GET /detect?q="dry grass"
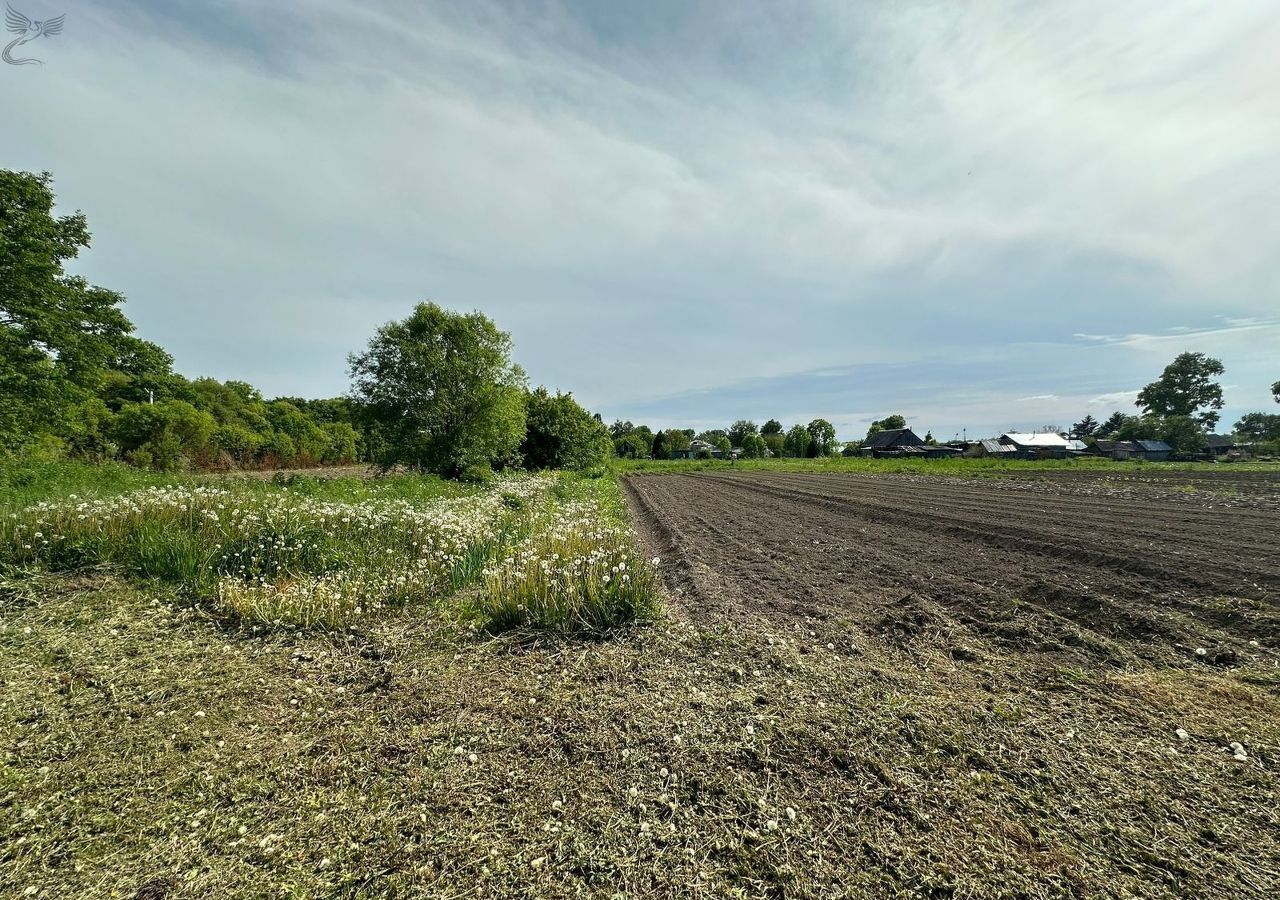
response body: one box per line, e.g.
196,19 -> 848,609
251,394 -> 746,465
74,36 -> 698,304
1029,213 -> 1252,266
3,571 -> 1278,899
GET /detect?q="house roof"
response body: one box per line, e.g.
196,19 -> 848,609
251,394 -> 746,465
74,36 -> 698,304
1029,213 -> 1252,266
980,439 -> 1015,453
862,427 -> 920,449
1135,439 -> 1172,452
1000,432 -> 1071,448
1204,434 -> 1235,448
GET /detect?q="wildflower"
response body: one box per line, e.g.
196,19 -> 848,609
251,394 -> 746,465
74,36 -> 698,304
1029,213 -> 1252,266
786,807 -> 797,821
1194,647 -> 1207,656
1175,727 -> 1189,741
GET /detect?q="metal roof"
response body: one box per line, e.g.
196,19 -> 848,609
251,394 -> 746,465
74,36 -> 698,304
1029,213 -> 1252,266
1134,439 -> 1172,452
980,439 -> 1015,453
1000,432 -> 1070,448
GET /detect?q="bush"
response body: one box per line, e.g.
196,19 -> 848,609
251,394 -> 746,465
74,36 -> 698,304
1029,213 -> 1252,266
521,387 -> 612,470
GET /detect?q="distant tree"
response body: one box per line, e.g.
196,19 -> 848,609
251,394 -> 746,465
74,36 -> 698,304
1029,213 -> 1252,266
728,419 -> 758,448
349,302 -> 527,477
696,429 -> 729,444
1100,411 -> 1127,436
111,400 -> 218,471
1071,415 -> 1099,438
784,424 -> 811,458
1273,380 -> 1280,404
1136,352 -> 1225,430
610,419 -> 635,439
665,429 -> 691,453
761,432 -> 784,457
1233,412 -> 1280,441
806,419 -> 837,456
739,433 -> 767,459
923,431 -> 938,445
761,419 -> 783,435
650,430 -> 669,460
866,414 -> 906,440
522,387 -> 612,470
614,431 -> 649,459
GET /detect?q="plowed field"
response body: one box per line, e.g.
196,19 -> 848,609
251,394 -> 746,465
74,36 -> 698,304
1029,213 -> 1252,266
624,471 -> 1279,665
621,469 -> 1280,898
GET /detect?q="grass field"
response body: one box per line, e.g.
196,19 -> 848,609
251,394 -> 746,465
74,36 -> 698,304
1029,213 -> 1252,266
2,459 -> 1277,898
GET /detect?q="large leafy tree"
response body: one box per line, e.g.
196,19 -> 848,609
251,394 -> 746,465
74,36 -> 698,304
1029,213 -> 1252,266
522,387 -> 612,469
728,419 -> 758,447
1136,352 -> 1225,430
806,418 -> 837,456
1233,412 -> 1280,441
1112,414 -> 1204,454
784,424 -> 811,458
1,170 -> 132,451
761,419 -> 783,436
349,302 -> 527,476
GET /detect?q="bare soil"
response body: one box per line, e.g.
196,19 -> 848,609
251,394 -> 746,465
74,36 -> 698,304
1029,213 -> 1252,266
622,469 -> 1280,897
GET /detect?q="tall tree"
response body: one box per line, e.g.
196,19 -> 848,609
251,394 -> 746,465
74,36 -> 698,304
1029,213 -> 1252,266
761,419 -> 783,435
806,418 -> 837,456
784,424 -> 811,458
349,302 -> 527,476
522,387 -> 612,470
1136,352 -> 1225,430
1071,415 -> 1099,438
728,419 -> 758,447
650,429 -> 669,460
1100,411 -> 1126,435
1,170 -> 132,451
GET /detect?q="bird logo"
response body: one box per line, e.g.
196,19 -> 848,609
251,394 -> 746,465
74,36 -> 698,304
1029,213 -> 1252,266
4,4 -> 64,66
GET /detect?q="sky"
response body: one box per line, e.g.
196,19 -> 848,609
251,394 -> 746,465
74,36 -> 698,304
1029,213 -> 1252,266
4,0 -> 1278,441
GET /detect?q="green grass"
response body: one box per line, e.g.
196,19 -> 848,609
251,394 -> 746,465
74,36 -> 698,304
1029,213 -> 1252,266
613,455 -> 1280,477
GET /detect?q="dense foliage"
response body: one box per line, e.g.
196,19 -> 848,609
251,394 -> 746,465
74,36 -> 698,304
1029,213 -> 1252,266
522,388 -> 613,470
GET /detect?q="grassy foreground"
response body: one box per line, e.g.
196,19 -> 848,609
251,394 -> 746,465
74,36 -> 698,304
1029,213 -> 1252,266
2,460 -> 1277,898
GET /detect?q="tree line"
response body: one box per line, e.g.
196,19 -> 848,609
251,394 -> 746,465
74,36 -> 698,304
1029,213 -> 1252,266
1067,352 -> 1280,454
2,170 -> 612,477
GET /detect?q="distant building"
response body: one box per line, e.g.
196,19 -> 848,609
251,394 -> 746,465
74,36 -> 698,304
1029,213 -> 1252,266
998,432 -> 1075,459
671,439 -> 724,460
860,428 -> 960,458
1090,439 -> 1171,461
1204,434 -> 1236,458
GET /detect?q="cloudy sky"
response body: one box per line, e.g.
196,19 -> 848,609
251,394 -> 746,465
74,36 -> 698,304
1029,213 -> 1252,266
6,0 -> 1278,439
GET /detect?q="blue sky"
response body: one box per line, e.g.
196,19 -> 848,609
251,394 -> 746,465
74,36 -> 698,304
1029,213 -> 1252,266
4,0 -> 1278,440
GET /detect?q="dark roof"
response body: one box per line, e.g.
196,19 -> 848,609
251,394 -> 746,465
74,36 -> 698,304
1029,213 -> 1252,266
1135,439 -> 1172,452
863,427 -> 923,449
1204,434 -> 1235,448
1094,440 -> 1140,452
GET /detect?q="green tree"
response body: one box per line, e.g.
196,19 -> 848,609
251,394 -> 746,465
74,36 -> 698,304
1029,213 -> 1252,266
728,420 -> 758,447
1100,411 -> 1126,436
1136,352 -> 1225,430
349,303 -> 527,477
739,433 -> 767,459
762,432 -> 785,457
1071,415 -> 1099,438
711,435 -> 732,455
807,419 -> 837,456
521,387 -> 612,470
1273,380 -> 1280,404
761,419 -> 783,435
111,400 -> 217,471
1,170 -> 133,453
614,431 -> 650,459
1233,412 -> 1280,441
665,429 -> 691,453
784,424 -> 811,458
650,430 -> 669,460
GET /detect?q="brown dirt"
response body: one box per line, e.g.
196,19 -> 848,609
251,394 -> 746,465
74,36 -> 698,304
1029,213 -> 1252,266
624,470 -> 1279,662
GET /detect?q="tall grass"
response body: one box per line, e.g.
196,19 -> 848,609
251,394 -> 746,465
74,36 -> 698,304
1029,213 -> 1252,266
1,476 -> 552,628
477,475 -> 659,633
